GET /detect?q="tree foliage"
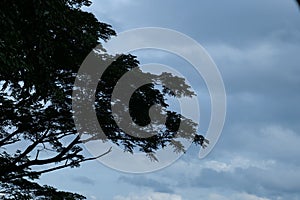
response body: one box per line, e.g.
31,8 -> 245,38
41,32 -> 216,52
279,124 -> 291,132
0,0 -> 207,198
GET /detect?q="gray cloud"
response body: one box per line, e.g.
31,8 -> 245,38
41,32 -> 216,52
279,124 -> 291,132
88,0 -> 300,45
119,176 -> 174,193
113,123 -> 300,199
191,165 -> 300,199
42,1 -> 300,200
71,175 -> 95,185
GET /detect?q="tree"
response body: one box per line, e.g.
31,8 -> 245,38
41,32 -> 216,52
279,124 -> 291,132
0,0 -> 207,198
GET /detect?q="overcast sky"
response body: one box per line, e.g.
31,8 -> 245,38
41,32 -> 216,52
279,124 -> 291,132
39,1 -> 300,199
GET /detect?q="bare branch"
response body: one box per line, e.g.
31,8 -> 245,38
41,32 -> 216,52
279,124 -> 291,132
43,131 -> 76,143
9,147 -> 112,180
81,146 -> 112,161
0,128 -> 20,147
38,147 -> 112,174
16,135 -> 81,170
12,127 -> 51,165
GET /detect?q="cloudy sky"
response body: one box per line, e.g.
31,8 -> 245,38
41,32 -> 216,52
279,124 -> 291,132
38,0 -> 300,199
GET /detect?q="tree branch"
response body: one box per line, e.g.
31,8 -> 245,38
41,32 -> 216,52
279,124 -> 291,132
17,135 -> 81,169
9,147 -> 112,180
0,128 -> 20,147
12,127 -> 51,165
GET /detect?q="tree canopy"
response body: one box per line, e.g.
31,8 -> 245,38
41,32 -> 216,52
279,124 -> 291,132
0,0 -> 207,199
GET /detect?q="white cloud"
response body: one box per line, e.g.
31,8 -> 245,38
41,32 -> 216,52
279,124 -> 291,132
113,192 -> 182,200
90,195 -> 97,200
207,43 -> 278,67
161,154 -> 275,176
203,156 -> 275,173
113,191 -> 270,200
232,193 -> 270,200
207,192 -> 270,200
234,125 -> 300,160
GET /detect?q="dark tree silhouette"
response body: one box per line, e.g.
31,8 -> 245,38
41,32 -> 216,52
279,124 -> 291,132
0,0 -> 207,199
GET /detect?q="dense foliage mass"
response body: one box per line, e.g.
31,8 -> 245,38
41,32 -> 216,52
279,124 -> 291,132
0,0 -> 207,199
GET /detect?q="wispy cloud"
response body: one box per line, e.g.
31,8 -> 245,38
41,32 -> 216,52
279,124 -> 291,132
114,192 -> 182,200
72,176 -> 95,185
